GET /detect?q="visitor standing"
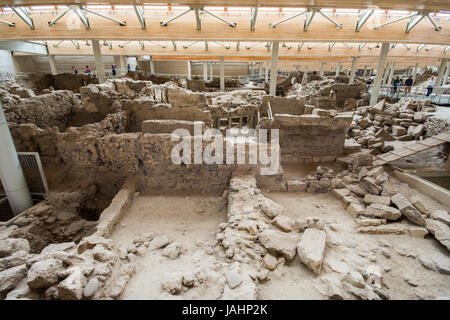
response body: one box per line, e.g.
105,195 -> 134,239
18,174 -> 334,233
405,76 -> 413,95
426,76 -> 435,96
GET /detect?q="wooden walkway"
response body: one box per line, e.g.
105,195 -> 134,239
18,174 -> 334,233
373,131 -> 450,166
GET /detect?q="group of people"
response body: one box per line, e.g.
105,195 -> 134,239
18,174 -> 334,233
71,63 -> 140,77
366,75 -> 436,97
71,66 -> 91,75
391,76 -> 414,95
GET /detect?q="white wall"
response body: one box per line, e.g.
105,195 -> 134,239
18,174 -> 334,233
0,50 -> 16,73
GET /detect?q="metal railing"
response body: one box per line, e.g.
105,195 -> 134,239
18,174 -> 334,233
369,84 -> 450,104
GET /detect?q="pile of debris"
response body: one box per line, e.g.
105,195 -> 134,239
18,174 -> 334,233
331,165 -> 450,251
0,235 -> 135,300
346,98 -> 447,156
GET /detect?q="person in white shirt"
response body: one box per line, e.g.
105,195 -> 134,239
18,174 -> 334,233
426,76 -> 435,96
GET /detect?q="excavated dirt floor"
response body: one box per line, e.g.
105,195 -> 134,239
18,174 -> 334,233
106,168 -> 450,300
110,192 -> 227,299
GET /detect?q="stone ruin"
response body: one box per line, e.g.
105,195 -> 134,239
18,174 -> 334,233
0,71 -> 449,300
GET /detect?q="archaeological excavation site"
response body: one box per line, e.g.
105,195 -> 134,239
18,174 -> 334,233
0,1 -> 449,304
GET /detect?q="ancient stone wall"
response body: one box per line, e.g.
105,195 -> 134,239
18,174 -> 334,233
262,96 -> 306,116
264,114 -> 352,161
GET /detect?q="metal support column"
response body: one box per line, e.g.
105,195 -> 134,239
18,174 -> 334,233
48,55 -> 57,75
436,58 -> 448,86
412,62 -> 419,85
349,57 -> 358,84
335,62 -> 341,77
319,62 -> 325,76
203,61 -> 208,80
269,41 -> 279,96
370,43 -> 390,105
92,40 -> 105,83
187,60 -> 192,80
387,62 -> 395,86
219,56 -> 225,92
0,101 -> 33,215
209,61 -> 213,81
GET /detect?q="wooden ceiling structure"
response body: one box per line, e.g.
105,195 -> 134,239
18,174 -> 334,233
0,1 -> 449,68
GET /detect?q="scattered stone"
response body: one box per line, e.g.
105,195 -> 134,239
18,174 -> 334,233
356,217 -> 387,227
41,242 -> 76,254
391,193 -> 426,227
27,258 -> 64,289
410,196 -> 431,217
357,224 -> 407,235
346,203 -> 365,218
286,180 -> 306,192
162,242 -> 182,260
0,264 -> 27,296
360,177 -> 382,195
58,267 -> 84,300
258,229 -> 299,261
332,188 -> 350,200
149,235 -> 170,251
425,219 -> 450,251
409,226 -> 428,238
161,275 -> 183,295
0,238 -> 30,258
430,210 -> 450,226
263,254 -> 278,271
258,197 -> 284,218
92,245 -> 116,262
272,215 -> 293,232
364,195 -> 390,206
225,269 -> 243,289
83,278 -> 99,298
363,203 -> 401,220
296,228 -> 326,275
347,271 -> 365,288
0,250 -> 28,272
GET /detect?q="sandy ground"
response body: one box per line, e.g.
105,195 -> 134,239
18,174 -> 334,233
110,192 -> 228,299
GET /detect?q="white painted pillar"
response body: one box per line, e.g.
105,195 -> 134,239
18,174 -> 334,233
382,62 -> 390,85
443,63 -> 449,86
209,61 -> 213,81
295,65 -> 299,72
335,62 -> 341,77
187,61 -> 192,80
150,60 -> 155,75
436,58 -> 448,87
48,55 -> 57,75
259,63 -> 263,79
92,40 -> 105,83
387,62 -> 395,86
319,62 -> 325,76
349,57 -> 358,84
363,65 -> 367,77
265,61 -> 269,83
370,43 -> 390,106
412,62 -> 419,85
269,41 -> 279,96
119,56 -> 126,75
0,101 -> 33,215
220,56 -> 225,92
202,61 -> 208,80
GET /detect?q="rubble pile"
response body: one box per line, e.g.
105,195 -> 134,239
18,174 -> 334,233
287,78 -> 368,110
345,98 -> 447,156
0,235 -> 135,300
330,165 -> 450,251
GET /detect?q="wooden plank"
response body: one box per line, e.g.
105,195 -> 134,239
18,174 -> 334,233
418,137 -> 446,147
0,11 -> 449,44
435,132 -> 450,142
